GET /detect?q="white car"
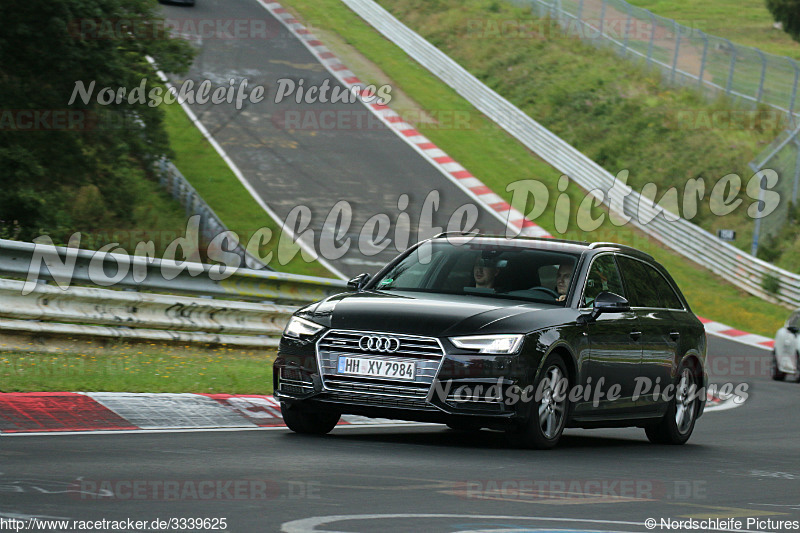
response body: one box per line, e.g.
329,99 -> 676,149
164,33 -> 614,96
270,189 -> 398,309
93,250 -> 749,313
772,309 -> 800,382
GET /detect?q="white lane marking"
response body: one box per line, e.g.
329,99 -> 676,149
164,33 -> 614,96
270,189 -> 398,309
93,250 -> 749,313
704,399 -> 744,412
144,56 -> 348,281
279,513 -> 772,533
255,0 -> 547,239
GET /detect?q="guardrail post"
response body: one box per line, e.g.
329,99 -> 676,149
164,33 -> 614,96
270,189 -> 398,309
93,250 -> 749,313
670,19 -> 681,83
622,3 -> 632,56
788,58 -> 799,117
725,39 -> 737,96
756,49 -> 767,104
599,0 -> 607,39
749,164 -> 769,257
576,0 -> 585,37
698,31 -> 708,87
793,135 -> 800,204
646,12 -> 656,65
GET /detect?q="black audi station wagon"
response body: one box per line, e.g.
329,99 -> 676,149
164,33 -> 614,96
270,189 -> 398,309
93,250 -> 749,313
274,235 -> 707,449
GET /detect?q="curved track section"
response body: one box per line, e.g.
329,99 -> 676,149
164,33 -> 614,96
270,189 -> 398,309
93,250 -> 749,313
161,0 -> 513,277
3,1 -> 793,531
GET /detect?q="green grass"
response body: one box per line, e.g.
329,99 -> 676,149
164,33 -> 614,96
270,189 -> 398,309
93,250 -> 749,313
162,102 -> 333,278
279,0 -> 790,337
626,0 -> 800,60
0,347 -> 275,394
36,163 -> 194,257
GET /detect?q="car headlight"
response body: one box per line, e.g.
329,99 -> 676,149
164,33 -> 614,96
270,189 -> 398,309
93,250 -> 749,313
283,316 -> 325,338
450,334 -> 523,354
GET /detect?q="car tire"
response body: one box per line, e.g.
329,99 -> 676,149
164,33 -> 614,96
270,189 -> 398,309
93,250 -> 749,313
771,352 -> 786,381
280,402 -> 340,435
645,361 -> 701,445
792,352 -> 800,384
506,354 -> 570,450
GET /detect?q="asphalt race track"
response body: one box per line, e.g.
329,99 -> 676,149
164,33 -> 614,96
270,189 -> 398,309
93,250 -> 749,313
3,1 -> 796,532
160,0 -> 511,277
2,335 -> 798,532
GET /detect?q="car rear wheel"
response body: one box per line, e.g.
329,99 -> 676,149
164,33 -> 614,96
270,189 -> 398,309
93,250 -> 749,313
645,362 -> 700,445
280,402 -> 340,435
771,352 -> 786,381
792,352 -> 800,383
507,354 -> 569,450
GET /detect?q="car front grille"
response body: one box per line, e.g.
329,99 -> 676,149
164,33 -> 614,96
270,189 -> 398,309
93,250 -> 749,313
277,367 -> 314,396
316,330 -> 444,408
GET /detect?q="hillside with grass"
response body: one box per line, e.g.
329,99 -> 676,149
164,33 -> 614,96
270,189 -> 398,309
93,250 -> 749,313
627,0 -> 800,59
377,0 -> 800,272
278,0 -> 792,336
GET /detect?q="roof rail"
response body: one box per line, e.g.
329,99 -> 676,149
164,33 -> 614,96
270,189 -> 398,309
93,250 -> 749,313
588,242 -> 654,259
432,233 -> 589,246
431,231 -> 481,239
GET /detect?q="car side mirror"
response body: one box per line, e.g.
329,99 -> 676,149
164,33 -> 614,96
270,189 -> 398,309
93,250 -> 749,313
347,273 -> 371,291
578,291 -> 631,324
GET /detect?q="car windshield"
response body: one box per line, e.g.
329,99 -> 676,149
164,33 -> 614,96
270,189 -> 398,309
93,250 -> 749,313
372,240 -> 580,305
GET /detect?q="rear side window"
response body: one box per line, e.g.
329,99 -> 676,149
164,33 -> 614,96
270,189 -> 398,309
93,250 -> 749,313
581,254 -> 625,307
617,256 -> 683,310
788,311 -> 800,330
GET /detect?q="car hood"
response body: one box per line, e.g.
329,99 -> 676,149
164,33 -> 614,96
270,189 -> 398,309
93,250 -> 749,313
297,290 -> 573,337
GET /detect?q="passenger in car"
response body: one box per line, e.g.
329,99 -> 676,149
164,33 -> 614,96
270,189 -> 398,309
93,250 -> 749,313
556,262 -> 573,302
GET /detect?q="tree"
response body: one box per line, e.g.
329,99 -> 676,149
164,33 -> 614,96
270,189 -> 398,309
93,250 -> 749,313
765,0 -> 800,42
0,0 -> 194,241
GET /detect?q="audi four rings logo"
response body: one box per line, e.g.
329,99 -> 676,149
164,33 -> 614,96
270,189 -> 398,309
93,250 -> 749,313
359,335 -> 401,353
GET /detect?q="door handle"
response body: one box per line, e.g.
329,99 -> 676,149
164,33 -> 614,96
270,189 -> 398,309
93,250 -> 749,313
669,331 -> 681,341
629,331 -> 642,340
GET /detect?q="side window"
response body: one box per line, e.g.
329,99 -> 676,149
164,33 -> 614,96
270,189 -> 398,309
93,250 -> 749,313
617,256 -> 683,309
582,255 -> 625,307
788,311 -> 800,330
653,270 -> 684,310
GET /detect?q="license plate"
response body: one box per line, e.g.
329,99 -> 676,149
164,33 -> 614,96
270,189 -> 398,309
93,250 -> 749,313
337,356 -> 416,380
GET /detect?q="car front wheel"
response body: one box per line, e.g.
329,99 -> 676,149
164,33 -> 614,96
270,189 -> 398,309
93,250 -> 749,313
507,354 -> 570,450
280,402 -> 340,435
645,362 -> 700,445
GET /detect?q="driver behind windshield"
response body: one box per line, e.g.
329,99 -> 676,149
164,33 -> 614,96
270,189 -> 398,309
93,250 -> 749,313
556,262 -> 573,302
473,256 -> 500,289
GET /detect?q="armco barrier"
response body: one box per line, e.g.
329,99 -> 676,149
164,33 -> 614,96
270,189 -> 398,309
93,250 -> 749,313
156,159 -> 270,271
0,278 -> 295,348
341,0 -> 800,308
0,238 -> 347,304
0,238 -> 348,348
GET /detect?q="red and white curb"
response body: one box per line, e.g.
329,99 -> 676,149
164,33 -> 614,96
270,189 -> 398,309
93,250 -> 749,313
258,1 -> 549,239
698,317 -> 774,351
0,393 -> 420,435
0,390 -> 734,435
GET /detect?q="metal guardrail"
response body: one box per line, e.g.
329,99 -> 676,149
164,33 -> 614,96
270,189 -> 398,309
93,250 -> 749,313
0,238 -> 348,348
526,0 -> 800,254
342,0 -> 800,309
156,159 -> 271,271
0,238 -> 346,304
0,278 -> 294,348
